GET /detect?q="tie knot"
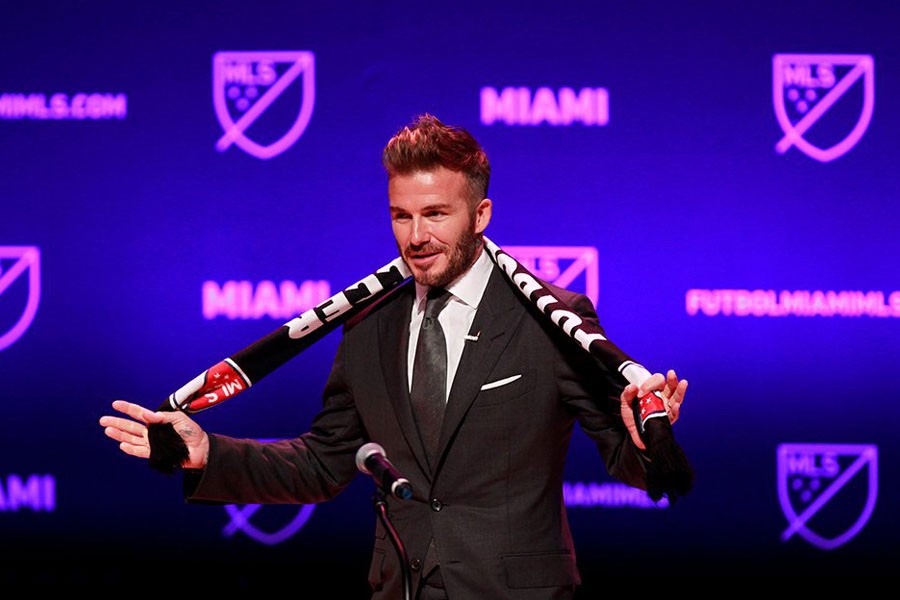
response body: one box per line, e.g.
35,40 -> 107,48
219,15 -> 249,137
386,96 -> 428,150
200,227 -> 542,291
424,287 -> 452,319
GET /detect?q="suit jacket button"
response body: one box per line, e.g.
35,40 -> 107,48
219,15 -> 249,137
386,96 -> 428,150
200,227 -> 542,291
410,558 -> 422,571
430,498 -> 442,512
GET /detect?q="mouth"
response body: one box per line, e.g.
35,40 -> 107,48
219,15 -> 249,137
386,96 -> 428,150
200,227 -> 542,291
407,250 -> 443,269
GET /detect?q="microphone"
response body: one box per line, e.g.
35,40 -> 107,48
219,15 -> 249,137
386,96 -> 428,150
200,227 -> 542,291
355,442 -> 413,500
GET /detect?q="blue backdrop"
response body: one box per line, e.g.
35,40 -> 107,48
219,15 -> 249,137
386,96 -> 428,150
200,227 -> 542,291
2,0 -> 897,587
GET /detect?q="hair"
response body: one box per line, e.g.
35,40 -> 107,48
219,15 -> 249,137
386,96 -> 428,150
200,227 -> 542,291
382,113 -> 490,205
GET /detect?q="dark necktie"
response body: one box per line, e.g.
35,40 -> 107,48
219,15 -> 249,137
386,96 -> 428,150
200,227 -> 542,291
410,287 -> 452,468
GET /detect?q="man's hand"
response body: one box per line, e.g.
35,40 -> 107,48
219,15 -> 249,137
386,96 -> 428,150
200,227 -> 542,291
619,369 -> 688,450
99,400 -> 210,469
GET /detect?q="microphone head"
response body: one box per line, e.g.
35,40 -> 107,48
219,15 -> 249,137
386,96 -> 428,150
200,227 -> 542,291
355,442 -> 385,475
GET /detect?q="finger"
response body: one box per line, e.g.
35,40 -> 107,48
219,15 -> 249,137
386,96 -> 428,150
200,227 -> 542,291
103,426 -> 149,448
111,400 -> 162,425
638,373 -> 665,395
618,384 -> 646,450
118,441 -> 151,460
620,383 -> 639,402
670,379 -> 688,404
668,399 -> 679,423
665,369 -> 678,396
668,379 -> 688,422
99,415 -> 148,438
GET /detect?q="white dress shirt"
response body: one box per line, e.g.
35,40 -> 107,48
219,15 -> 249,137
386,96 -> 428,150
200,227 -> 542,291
408,249 -> 493,401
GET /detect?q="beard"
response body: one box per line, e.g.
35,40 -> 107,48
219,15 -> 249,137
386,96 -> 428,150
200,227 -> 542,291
401,222 -> 481,288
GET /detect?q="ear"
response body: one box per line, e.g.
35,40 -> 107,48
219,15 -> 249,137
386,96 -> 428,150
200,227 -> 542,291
473,198 -> 492,234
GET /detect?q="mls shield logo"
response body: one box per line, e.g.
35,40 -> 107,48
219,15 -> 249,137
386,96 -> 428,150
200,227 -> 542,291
223,503 -> 316,545
220,438 -> 316,545
505,246 -> 599,306
777,443 -> 878,550
0,246 -> 41,351
213,51 -> 316,160
773,53 -> 875,162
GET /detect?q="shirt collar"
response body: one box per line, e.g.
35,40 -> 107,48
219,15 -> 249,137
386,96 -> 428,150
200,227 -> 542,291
414,245 -> 493,312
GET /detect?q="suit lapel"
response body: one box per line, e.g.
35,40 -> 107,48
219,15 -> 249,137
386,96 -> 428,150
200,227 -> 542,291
435,265 -> 525,469
377,283 -> 433,477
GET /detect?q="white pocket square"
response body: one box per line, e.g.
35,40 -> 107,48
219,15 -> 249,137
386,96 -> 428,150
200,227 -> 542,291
480,374 -> 522,391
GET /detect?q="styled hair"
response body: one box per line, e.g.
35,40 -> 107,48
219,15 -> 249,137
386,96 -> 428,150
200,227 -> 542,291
382,113 -> 490,204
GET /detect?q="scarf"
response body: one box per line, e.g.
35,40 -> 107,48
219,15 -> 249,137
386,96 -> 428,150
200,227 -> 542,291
148,237 -> 693,501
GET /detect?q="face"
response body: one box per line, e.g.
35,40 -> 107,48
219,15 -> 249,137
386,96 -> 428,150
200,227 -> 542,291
389,166 -> 492,288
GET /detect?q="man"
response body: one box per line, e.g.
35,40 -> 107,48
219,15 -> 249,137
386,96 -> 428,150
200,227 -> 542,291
100,113 -> 687,599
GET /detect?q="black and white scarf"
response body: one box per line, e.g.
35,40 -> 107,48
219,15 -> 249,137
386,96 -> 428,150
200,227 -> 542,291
148,237 -> 693,501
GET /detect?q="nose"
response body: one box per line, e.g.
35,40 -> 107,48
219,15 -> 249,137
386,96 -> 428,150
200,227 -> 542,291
410,216 -> 431,246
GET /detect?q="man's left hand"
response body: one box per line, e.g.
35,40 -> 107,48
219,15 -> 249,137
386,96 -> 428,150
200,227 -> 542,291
620,369 -> 688,450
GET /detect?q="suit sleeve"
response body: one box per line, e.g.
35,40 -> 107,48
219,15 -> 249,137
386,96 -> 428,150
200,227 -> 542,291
184,335 -> 366,505
553,291 -> 651,491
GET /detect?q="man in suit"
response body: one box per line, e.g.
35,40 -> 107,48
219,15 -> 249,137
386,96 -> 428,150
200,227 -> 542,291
100,113 -> 687,599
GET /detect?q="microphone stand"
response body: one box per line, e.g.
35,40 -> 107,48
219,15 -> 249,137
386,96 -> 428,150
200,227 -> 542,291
371,489 -> 412,600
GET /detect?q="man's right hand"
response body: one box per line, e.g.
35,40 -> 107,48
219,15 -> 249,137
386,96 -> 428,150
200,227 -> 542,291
99,400 -> 209,469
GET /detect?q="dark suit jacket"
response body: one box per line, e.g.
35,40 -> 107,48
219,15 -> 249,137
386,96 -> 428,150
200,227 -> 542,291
186,261 -> 650,599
